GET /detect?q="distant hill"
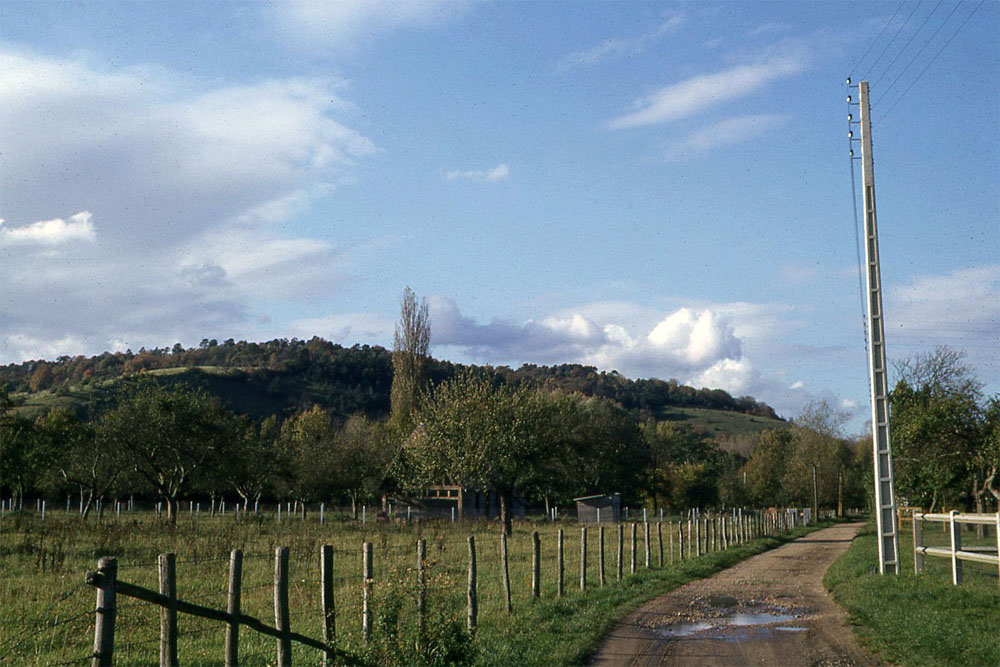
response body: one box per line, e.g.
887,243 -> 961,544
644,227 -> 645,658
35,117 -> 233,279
1,337 -> 784,437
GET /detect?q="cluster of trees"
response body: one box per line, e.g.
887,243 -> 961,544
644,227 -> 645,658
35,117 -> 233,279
889,347 -> 999,514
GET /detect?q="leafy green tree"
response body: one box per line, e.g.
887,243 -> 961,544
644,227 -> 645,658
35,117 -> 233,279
276,405 -> 338,512
890,347 -> 984,511
229,414 -> 281,510
331,415 -> 394,518
98,380 -> 231,524
742,428 -> 794,506
0,387 -> 38,508
407,371 -> 548,535
36,409 -> 120,520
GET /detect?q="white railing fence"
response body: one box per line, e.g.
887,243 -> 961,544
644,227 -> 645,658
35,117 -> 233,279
912,510 -> 1000,586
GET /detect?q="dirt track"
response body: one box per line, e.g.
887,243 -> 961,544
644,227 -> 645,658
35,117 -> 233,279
588,522 -> 876,666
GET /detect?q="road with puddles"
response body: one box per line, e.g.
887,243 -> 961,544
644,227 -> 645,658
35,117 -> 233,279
589,522 -> 876,666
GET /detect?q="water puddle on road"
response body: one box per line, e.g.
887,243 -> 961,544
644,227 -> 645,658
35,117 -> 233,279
655,608 -> 807,642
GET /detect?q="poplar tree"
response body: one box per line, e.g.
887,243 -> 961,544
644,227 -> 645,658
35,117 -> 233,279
390,287 -> 431,427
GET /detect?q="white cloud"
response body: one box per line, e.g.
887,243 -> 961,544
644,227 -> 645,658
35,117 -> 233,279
0,211 -> 95,246
0,48 -> 377,363
607,54 -> 806,129
556,12 -> 685,71
665,114 -> 789,159
275,0 -> 469,50
444,163 -> 510,183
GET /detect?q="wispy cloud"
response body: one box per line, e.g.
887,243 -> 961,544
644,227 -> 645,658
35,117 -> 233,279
556,12 -> 685,71
274,0 -> 470,50
444,163 -> 510,183
607,54 -> 805,129
665,114 -> 789,159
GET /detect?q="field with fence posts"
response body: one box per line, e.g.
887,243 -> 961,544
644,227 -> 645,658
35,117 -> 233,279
1,503 -> 810,665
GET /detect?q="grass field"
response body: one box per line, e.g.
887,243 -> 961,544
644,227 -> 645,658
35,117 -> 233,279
1,507 -> 817,666
825,519 -> 1000,667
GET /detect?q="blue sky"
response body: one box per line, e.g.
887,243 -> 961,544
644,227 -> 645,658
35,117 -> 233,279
1,1 -> 997,433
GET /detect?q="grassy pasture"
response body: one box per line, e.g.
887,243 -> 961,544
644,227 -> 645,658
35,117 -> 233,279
825,520 -> 1000,666
1,508 -> 819,665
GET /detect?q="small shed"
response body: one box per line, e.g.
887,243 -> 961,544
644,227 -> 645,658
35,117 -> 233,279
574,493 -> 621,523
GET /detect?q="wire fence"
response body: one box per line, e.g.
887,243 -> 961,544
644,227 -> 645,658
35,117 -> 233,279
2,508 -> 791,664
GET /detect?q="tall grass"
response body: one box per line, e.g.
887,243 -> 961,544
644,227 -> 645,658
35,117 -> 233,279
824,521 -> 1000,666
1,509 -> 821,665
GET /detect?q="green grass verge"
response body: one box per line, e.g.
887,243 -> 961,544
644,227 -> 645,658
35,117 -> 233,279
824,522 -> 1000,667
475,522 -> 829,667
1,511 -> 828,666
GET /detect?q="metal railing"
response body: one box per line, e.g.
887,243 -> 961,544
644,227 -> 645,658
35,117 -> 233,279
912,510 -> 1000,586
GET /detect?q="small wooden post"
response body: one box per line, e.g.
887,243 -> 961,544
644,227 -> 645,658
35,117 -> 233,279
320,545 -> 335,665
721,516 -> 728,550
669,521 -> 675,564
630,523 -> 637,574
159,553 -> 178,667
657,521 -> 663,567
417,538 -> 427,646
91,557 -> 117,667
226,550 -> 243,667
580,527 -> 587,592
274,546 -> 291,665
362,542 -> 373,643
500,533 -> 512,614
532,531 -> 541,600
467,536 -> 477,632
599,525 -> 606,586
557,528 -> 565,597
678,521 -> 684,560
912,514 -> 923,575
695,517 -> 701,557
616,524 -> 624,580
949,511 -> 963,585
644,522 -> 651,568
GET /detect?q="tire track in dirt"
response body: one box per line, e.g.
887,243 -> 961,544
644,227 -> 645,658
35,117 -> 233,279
588,522 -> 876,666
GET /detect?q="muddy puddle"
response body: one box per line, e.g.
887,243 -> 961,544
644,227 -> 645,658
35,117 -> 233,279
654,596 -> 809,642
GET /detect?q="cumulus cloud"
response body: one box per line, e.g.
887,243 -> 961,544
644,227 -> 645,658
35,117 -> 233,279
0,48 -> 376,362
664,114 -> 789,160
0,211 -> 95,246
556,12 -> 685,71
606,53 -> 806,129
444,163 -> 510,183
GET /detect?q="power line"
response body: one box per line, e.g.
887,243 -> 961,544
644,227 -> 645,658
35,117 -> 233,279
849,1 -> 907,77
871,0 -> 945,92
877,0 -> 987,124
862,0 -> 924,81
874,0 -> 964,106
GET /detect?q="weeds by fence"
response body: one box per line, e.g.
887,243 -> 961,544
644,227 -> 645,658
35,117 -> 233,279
3,507 -> 804,665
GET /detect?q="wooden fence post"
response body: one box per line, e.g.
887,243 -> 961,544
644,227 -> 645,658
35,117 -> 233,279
695,517 -> 701,557
599,526 -> 606,586
532,531 -> 540,600
158,552 -> 178,667
949,510 -> 963,585
656,521 -> 663,567
912,515 -> 923,575
644,522 -> 651,568
320,545 -> 335,665
274,546 -> 292,665
417,538 -> 427,647
362,542 -> 373,643
467,536 -> 477,633
580,527 -> 587,592
630,523 -> 637,574
616,524 -> 624,580
226,549 -> 243,667
501,533 -> 512,614
557,529 -> 565,597
91,557 -> 117,667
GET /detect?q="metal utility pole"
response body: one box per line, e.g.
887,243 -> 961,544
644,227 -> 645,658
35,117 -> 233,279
856,80 -> 900,574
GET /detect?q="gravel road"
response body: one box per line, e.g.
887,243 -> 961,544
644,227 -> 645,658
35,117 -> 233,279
588,522 -> 877,666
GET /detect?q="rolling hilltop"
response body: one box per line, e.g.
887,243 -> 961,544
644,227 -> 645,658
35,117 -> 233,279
1,337 -> 783,437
